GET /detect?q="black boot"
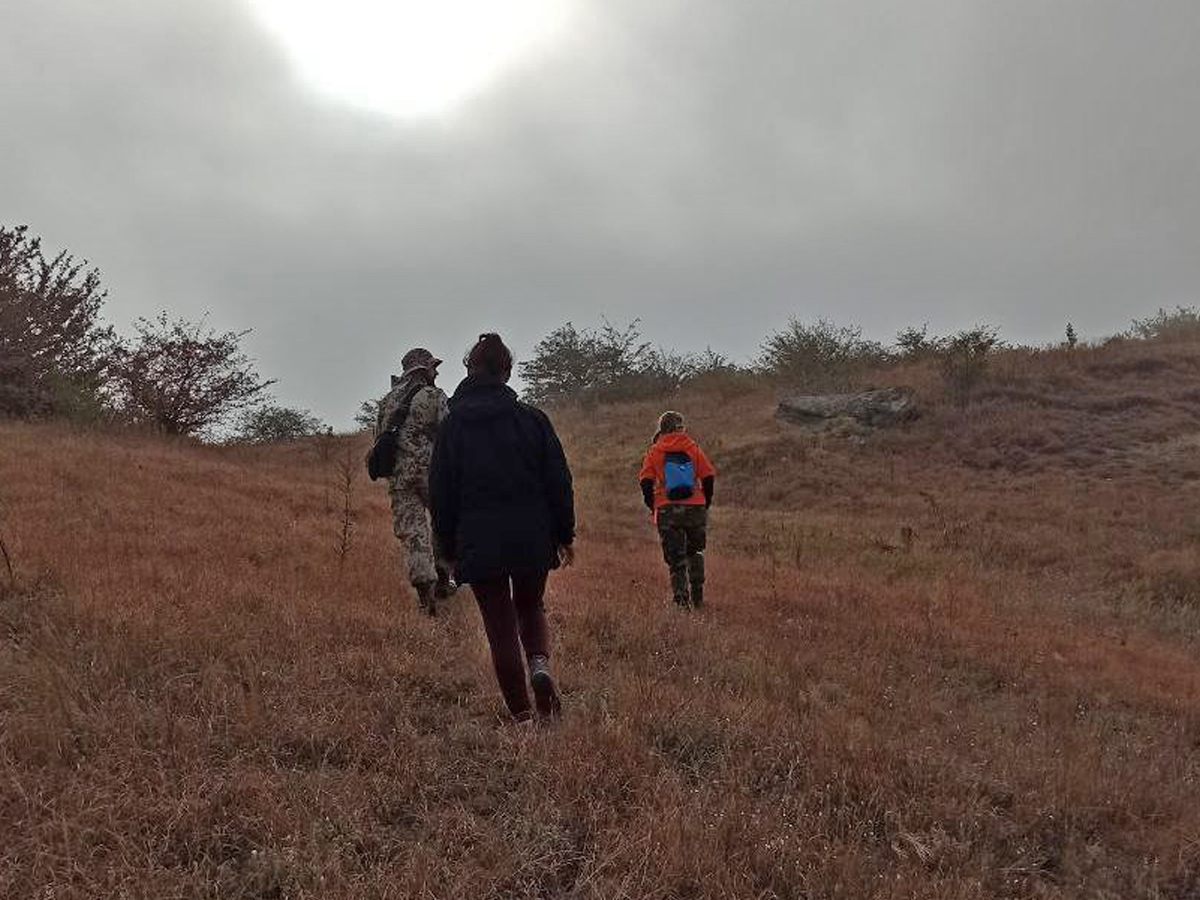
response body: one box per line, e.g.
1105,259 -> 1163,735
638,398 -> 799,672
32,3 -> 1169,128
528,654 -> 562,719
416,582 -> 438,617
690,583 -> 704,609
434,568 -> 457,600
670,571 -> 690,607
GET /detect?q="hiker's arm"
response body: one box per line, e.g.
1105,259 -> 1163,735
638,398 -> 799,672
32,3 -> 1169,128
409,387 -> 442,434
640,479 -> 655,509
540,414 -> 575,547
431,389 -> 449,427
638,450 -> 656,509
694,446 -> 716,507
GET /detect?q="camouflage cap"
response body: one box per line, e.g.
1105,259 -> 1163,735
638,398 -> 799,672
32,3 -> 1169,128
657,410 -> 685,434
401,348 -> 442,375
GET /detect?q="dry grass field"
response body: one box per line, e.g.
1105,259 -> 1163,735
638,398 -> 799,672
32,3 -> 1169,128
2,339 -> 1199,899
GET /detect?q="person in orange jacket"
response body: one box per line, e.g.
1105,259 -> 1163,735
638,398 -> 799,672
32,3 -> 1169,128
638,411 -> 716,608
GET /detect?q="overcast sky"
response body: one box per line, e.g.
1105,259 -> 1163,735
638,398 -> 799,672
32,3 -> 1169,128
2,0 -> 1197,426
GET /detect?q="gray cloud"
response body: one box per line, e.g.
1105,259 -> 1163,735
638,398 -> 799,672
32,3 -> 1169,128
2,0 -> 1197,425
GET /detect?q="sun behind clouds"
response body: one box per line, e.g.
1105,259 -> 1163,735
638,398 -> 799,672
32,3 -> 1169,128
247,0 -> 571,118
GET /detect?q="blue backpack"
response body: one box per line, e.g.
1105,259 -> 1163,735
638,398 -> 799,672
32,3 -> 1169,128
664,452 -> 696,501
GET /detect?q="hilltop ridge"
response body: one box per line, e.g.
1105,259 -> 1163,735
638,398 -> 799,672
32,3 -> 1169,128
1,335 -> 1199,897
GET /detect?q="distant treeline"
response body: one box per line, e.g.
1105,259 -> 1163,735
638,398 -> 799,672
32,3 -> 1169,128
4,224 -> 1198,440
514,306 -> 1200,410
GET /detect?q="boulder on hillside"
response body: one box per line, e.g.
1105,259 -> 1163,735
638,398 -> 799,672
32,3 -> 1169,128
776,387 -> 919,428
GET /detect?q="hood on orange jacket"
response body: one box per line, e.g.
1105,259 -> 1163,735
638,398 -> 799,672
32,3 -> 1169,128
638,432 -> 716,510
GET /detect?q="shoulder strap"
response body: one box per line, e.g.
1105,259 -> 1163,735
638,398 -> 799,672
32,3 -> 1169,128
383,381 -> 428,433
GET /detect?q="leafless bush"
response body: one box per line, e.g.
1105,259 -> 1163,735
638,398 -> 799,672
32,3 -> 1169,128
110,312 -> 274,436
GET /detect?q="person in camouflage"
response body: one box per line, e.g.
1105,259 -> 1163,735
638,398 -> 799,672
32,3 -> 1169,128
638,411 -> 717,609
377,347 -> 454,615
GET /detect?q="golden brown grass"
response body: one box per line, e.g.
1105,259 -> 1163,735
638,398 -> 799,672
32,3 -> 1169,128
2,339 -> 1199,898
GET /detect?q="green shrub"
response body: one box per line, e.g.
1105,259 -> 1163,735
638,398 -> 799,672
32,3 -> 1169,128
1127,306 -> 1200,342
521,321 -> 748,405
758,319 -> 887,388
939,326 -> 1002,408
234,404 -> 325,444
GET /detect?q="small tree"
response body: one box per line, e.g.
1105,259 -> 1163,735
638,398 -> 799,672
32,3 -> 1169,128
758,318 -> 887,387
0,224 -> 116,417
355,398 -> 381,433
1065,322 -> 1078,349
939,326 -> 1001,408
895,324 -> 937,359
111,312 -> 274,436
522,320 -> 748,404
589,320 -> 652,393
520,320 -> 652,404
234,404 -> 323,444
519,323 -> 594,404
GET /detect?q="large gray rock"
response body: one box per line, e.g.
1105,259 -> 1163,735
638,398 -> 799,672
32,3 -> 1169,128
777,387 -> 919,428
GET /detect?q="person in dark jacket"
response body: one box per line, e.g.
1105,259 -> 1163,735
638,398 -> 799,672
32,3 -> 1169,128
429,333 -> 575,721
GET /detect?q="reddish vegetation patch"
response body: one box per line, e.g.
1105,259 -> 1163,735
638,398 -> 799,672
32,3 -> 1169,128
2,340 -> 1199,898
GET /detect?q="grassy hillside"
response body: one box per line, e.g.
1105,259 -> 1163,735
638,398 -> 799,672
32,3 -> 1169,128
2,339 -> 1199,898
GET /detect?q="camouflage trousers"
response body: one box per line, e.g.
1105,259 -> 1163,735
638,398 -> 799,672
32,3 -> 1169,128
656,504 -> 707,606
390,480 -> 440,588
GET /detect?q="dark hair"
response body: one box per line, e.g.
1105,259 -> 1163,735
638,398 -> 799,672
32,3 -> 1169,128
465,333 -> 514,379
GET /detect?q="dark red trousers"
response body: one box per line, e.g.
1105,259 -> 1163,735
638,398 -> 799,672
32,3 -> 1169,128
470,571 -> 550,718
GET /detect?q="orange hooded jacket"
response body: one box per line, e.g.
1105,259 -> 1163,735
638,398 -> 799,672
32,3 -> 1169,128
638,432 -> 716,516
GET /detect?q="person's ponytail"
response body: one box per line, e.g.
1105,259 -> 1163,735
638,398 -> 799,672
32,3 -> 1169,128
465,332 -> 514,380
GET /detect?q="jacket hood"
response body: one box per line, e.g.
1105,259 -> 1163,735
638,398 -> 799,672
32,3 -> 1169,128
654,432 -> 699,453
450,374 -> 520,421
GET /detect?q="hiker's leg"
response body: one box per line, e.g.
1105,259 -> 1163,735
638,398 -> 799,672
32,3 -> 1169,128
511,571 -> 550,659
512,571 -> 559,717
391,484 -> 438,591
685,507 -> 708,607
471,577 -> 533,719
658,511 -> 690,606
415,480 -> 455,595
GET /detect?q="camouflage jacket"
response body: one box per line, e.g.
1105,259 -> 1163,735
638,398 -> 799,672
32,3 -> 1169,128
377,375 -> 449,489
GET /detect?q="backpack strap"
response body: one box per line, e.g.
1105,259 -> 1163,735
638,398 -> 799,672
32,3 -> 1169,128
381,379 -> 429,435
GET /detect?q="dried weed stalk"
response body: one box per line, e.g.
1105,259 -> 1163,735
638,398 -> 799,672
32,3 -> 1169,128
0,497 -> 14,585
334,443 -> 357,571
0,528 -> 14,585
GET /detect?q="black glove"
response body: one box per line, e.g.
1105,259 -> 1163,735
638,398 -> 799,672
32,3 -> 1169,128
640,479 -> 655,510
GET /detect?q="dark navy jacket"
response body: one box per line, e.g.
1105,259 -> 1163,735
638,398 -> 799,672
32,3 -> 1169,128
429,375 -> 575,584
